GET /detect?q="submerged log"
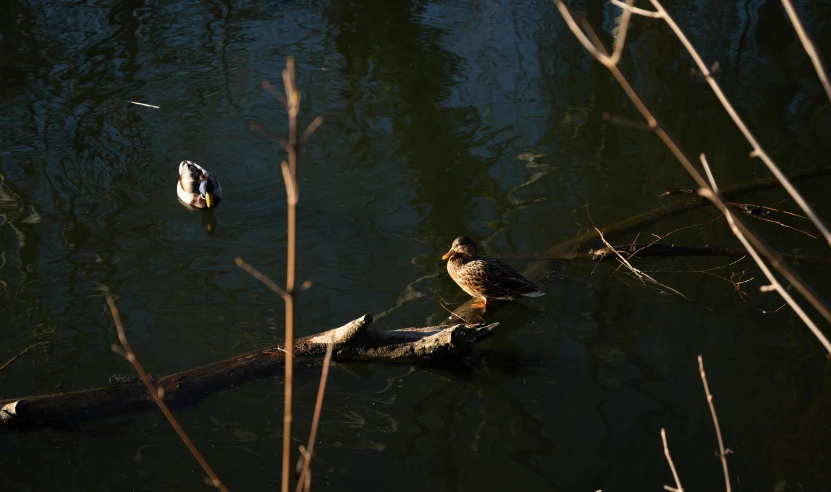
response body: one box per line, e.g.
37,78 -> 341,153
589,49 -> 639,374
497,243 -> 831,266
547,166 -> 831,254
0,315 -> 498,428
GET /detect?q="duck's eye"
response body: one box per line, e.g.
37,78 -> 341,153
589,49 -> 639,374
200,193 -> 206,198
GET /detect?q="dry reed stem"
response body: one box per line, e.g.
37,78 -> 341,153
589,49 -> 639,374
295,342 -> 334,492
781,0 -> 831,104
697,155 -> 831,353
697,356 -> 731,492
106,295 -> 228,492
281,57 -> 300,492
552,0 -> 831,354
639,0 -> 831,246
660,428 -> 684,492
249,57 -> 323,492
0,341 -> 46,373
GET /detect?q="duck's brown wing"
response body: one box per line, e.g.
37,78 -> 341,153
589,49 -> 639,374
461,257 -> 541,299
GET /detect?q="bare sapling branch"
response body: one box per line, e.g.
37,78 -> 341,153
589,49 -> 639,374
697,356 -> 732,492
661,428 -> 684,492
697,155 -> 831,354
235,257 -> 290,301
609,0 -> 634,66
781,0 -> 831,104
106,295 -> 228,492
280,56 -> 299,492
295,342 -> 334,492
249,56 -> 323,492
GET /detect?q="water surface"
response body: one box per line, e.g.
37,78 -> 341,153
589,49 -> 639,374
2,0 -> 831,490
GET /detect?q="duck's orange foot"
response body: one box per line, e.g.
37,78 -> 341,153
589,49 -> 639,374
470,298 -> 488,310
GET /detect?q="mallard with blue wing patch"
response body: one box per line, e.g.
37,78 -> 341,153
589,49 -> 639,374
177,160 -> 222,209
442,236 -> 543,309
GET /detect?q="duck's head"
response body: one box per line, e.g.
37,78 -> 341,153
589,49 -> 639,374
442,236 -> 478,260
199,178 -> 218,209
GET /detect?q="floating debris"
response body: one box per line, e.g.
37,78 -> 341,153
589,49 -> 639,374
129,101 -> 160,109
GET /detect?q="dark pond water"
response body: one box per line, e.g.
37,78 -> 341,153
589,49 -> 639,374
2,0 -> 831,489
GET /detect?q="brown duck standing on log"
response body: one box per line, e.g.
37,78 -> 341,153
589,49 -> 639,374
442,236 -> 544,309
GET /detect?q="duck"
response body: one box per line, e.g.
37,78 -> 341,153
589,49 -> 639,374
442,235 -> 543,309
177,160 -> 222,209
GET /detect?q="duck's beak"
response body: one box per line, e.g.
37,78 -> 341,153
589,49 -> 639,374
441,249 -> 454,260
205,192 -> 213,208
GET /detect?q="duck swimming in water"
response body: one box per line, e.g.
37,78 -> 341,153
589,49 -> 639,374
442,235 -> 543,309
177,160 -> 222,209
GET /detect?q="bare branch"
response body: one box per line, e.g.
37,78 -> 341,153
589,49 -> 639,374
609,0 -> 634,66
235,257 -> 290,301
647,0 -> 831,246
587,203 -> 689,299
0,342 -> 46,373
281,161 -> 298,206
781,0 -> 831,104
552,0 -> 831,352
280,56 -> 299,492
610,0 -> 661,18
552,1 -> 612,65
106,295 -> 228,492
697,156 -> 831,354
250,122 -> 290,151
300,116 -> 325,145
661,428 -> 684,492
697,356 -> 731,492
295,342 -> 334,492
263,79 -> 288,109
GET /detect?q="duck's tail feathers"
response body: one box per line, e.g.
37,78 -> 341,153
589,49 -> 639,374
522,290 -> 545,297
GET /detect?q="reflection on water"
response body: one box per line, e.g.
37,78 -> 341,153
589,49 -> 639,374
2,0 -> 831,489
202,210 -> 218,236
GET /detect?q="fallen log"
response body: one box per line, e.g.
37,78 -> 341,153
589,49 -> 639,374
0,315 -> 498,428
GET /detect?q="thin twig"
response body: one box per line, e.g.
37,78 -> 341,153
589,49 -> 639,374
781,0 -> 831,104
609,0 -> 634,66
257,56 -> 321,492
697,155 -> 831,354
300,116 -> 325,145
295,342 -> 334,492
263,80 -> 288,109
106,295 -> 228,492
587,203 -> 689,299
609,0 -> 662,18
235,257 -> 290,301
553,0 -> 831,353
697,356 -> 731,492
250,121 -> 290,151
660,428 -> 684,492
646,0 -> 831,246
0,342 -> 47,373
